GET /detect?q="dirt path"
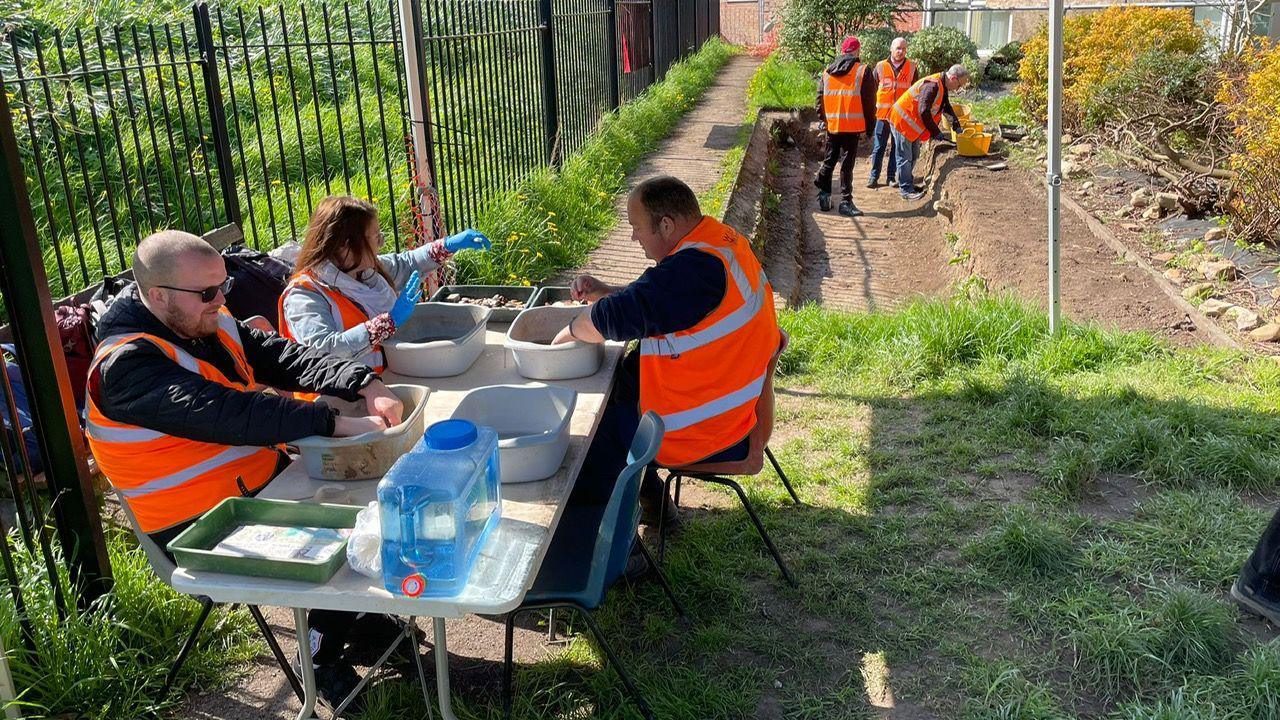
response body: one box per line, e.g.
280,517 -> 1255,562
563,53 -> 762,286
763,121 -> 958,312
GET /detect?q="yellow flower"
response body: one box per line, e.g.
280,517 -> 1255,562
547,211 -> 556,217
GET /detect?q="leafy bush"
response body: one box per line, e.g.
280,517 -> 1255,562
986,41 -> 1023,82
1219,40 -> 1280,243
907,25 -> 977,75
857,28 -> 907,65
1017,8 -> 1205,127
778,0 -> 918,68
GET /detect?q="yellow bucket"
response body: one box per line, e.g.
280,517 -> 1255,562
952,130 -> 993,157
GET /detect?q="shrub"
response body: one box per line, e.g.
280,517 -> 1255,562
857,28 -> 906,65
907,25 -> 977,75
1017,7 -> 1204,127
1219,39 -> 1280,244
778,0 -> 919,67
986,41 -> 1023,82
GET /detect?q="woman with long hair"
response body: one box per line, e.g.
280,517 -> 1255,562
278,195 -> 490,370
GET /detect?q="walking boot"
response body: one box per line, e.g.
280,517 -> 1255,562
838,200 -> 863,218
817,191 -> 832,212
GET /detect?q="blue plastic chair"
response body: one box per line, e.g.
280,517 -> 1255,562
502,412 -> 681,720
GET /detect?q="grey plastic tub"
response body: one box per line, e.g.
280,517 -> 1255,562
294,384 -> 430,481
505,305 -> 604,381
451,383 -> 577,484
429,284 -> 537,323
528,286 -> 588,309
383,302 -> 489,377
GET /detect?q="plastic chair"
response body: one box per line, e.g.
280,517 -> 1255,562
117,495 -> 305,703
657,329 -> 799,587
502,412 -> 680,720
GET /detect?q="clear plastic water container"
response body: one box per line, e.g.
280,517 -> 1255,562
377,419 -> 501,598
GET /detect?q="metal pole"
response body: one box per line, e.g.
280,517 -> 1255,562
399,0 -> 441,239
1047,0 -> 1064,334
0,85 -> 111,604
757,0 -> 764,42
537,0 -> 561,167
606,0 -> 620,109
194,2 -> 242,228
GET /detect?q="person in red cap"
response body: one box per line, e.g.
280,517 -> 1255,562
814,36 -> 877,218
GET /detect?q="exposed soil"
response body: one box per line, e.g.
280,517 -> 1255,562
750,115 -> 1223,344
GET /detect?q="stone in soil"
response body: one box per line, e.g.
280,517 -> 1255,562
1141,206 -> 1163,220
1130,188 -> 1153,208
1081,181 -> 1095,191
1198,259 -> 1238,281
1156,192 -> 1179,210
1200,298 -> 1234,317
1163,268 -> 1185,283
1182,282 -> 1214,299
1204,227 -> 1227,242
1249,323 -> 1280,343
1152,252 -> 1177,264
1228,306 -> 1263,331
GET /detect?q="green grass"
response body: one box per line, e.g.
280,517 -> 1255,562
455,37 -> 739,285
0,528 -> 259,718
966,93 -> 1031,127
336,295 -> 1280,719
746,54 -> 814,113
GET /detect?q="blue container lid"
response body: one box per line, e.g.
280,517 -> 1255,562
425,419 -> 478,451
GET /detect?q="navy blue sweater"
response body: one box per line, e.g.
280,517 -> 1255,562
590,248 -> 727,341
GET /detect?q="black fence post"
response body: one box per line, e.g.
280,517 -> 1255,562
193,2 -> 241,229
0,87 -> 111,606
537,0 -> 561,167
606,0 -> 620,109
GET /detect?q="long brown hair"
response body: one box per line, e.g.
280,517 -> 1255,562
296,195 -> 390,283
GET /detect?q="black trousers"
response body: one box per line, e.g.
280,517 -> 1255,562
815,132 -> 861,202
1242,507 -> 1280,598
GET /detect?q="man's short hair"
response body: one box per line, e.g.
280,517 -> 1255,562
891,36 -> 907,48
633,176 -> 701,228
947,64 -> 970,79
132,230 -> 220,291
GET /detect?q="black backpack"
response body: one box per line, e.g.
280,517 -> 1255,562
221,245 -> 293,331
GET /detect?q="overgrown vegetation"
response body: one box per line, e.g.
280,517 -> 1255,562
456,38 -> 738,285
777,0 -> 920,67
908,25 -> 979,78
0,529 -> 259,717
1018,8 -> 1280,245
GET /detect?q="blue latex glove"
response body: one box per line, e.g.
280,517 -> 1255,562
389,271 -> 422,326
443,228 -> 492,253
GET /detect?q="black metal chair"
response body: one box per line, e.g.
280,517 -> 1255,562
657,330 -> 800,588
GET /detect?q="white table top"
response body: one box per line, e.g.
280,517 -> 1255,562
170,326 -> 624,617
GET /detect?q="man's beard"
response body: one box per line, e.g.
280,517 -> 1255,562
163,306 -> 217,339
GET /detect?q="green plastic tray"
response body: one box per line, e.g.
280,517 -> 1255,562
167,497 -> 361,583
429,284 -> 537,322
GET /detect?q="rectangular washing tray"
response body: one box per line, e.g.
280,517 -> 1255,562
450,383 -> 577,484
383,302 -> 489,377
428,285 -> 537,323
294,384 -> 430,480
505,305 -> 604,381
528,286 -> 589,309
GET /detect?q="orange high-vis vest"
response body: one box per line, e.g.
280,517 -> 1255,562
821,63 -> 867,134
889,73 -> 946,142
639,217 -> 780,467
85,307 -> 281,534
875,59 -> 916,121
278,270 -> 386,374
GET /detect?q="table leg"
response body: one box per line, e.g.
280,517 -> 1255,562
432,617 -> 460,720
293,608 -> 319,720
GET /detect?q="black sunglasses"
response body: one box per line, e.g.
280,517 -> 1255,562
157,276 -> 234,303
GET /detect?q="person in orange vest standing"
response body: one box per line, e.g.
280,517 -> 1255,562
888,64 -> 969,201
814,36 -> 877,218
867,37 -> 917,189
87,230 -> 408,708
553,176 -> 780,529
278,195 -> 491,374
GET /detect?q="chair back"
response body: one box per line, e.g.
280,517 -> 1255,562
671,328 -> 788,476
117,492 -> 179,587
583,412 -> 664,600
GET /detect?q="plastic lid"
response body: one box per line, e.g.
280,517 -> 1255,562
425,419 -> 478,451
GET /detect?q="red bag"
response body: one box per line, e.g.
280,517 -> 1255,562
54,303 -> 95,409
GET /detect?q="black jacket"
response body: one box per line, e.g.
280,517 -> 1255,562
915,77 -> 960,141
92,287 -> 376,446
816,54 -> 878,137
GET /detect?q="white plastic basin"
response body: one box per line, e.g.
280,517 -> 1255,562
450,383 -> 577,484
293,384 -> 430,481
383,302 -> 489,378
505,305 -> 604,381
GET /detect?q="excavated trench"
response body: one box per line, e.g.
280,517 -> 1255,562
723,109 -> 1215,343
